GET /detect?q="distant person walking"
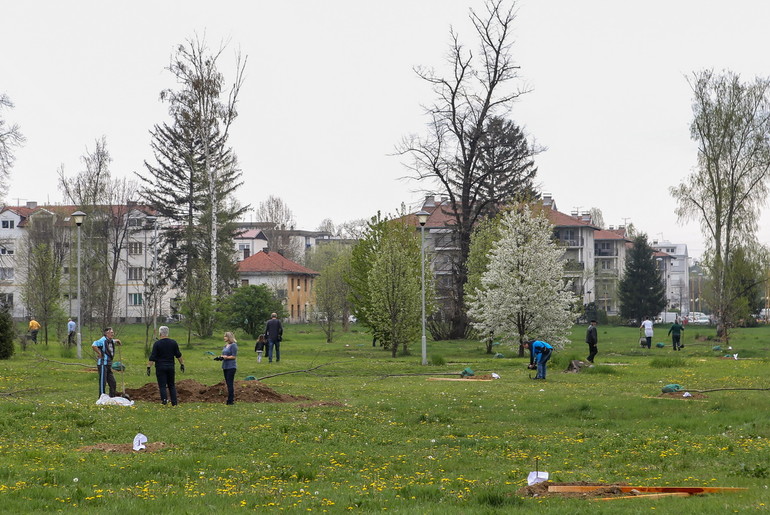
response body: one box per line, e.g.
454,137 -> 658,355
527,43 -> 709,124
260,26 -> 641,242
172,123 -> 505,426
219,332 -> 238,405
668,319 -> 685,351
640,317 -> 653,349
585,319 -> 598,363
255,334 -> 266,363
28,317 -> 41,344
524,340 -> 554,380
67,318 -> 77,346
264,313 -> 283,363
92,327 -> 121,397
147,326 -> 185,405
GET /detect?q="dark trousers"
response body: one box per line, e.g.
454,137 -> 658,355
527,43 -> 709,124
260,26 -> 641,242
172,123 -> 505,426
68,331 -> 75,346
155,365 -> 178,405
223,368 -> 236,404
30,330 -> 39,344
267,340 -> 280,362
98,363 -> 117,397
587,344 -> 598,363
672,334 -> 681,351
645,336 -> 652,348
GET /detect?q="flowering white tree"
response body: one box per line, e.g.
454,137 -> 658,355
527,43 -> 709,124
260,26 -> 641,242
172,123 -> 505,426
467,206 -> 577,355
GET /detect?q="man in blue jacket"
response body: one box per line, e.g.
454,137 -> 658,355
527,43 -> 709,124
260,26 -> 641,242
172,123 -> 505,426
524,339 -> 554,380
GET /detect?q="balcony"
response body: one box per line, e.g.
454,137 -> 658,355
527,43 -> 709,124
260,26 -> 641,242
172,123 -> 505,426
563,260 -> 585,272
595,249 -> 618,257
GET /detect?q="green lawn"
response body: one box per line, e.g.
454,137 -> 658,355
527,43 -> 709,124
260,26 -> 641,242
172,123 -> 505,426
1,321 -> 769,513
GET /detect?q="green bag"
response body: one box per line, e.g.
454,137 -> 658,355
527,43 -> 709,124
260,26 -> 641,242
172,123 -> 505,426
661,384 -> 683,393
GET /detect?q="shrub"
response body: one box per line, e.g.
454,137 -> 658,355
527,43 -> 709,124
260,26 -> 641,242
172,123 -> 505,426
0,305 -> 15,360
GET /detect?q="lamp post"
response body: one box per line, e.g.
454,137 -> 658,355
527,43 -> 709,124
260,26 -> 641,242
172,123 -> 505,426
146,216 -> 158,338
72,211 -> 86,359
416,210 -> 430,366
297,284 -> 301,322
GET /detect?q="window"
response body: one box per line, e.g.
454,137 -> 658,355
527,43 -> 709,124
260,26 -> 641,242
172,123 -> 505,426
0,293 -> 12,308
0,246 -> 13,255
0,267 -> 13,280
127,218 -> 142,227
128,293 -> 143,306
128,242 -> 143,255
1,220 -> 14,229
241,279 -> 249,287
238,244 -> 250,260
128,267 -> 143,281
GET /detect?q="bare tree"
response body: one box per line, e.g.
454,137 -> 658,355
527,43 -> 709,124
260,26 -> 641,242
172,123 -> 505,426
397,0 -> 538,338
255,195 -> 302,260
58,138 -> 140,326
0,94 -> 26,201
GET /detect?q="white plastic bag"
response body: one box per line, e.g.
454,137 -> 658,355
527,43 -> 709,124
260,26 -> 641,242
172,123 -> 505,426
95,393 -> 134,406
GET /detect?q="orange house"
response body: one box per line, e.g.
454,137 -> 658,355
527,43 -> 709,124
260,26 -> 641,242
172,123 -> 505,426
237,250 -> 319,323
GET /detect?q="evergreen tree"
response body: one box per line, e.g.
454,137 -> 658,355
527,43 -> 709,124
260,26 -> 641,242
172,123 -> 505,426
138,36 -> 247,308
0,303 -> 15,359
618,235 -> 667,323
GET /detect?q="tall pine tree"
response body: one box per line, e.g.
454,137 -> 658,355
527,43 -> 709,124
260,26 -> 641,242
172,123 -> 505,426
138,36 -> 248,317
618,235 -> 667,323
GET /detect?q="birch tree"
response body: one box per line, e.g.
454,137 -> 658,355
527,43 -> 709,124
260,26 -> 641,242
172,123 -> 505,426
671,70 -> 770,339
467,206 -> 576,355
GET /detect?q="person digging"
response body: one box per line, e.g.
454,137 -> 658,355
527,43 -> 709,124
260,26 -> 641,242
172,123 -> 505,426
524,339 -> 553,380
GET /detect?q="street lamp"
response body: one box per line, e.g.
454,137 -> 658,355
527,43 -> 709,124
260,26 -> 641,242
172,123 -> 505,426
146,216 -> 158,338
297,284 -> 301,322
72,210 -> 86,359
416,210 -> 430,366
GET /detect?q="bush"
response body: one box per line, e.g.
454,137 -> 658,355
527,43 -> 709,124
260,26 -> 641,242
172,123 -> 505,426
0,305 -> 15,360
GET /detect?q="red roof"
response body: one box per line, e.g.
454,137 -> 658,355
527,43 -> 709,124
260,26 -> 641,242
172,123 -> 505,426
593,229 -> 631,241
238,250 -> 318,276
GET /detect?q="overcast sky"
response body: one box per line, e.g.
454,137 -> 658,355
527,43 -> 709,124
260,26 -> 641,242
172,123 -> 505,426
4,0 -> 770,260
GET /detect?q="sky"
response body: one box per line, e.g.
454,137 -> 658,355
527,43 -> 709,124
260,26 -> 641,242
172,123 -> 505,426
4,0 -> 770,261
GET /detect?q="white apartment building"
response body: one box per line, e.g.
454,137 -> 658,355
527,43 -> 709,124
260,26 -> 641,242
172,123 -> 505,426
0,203 -> 169,322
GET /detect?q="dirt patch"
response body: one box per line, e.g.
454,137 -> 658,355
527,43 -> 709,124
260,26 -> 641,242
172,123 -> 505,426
78,442 -> 169,453
518,481 -> 629,498
658,391 -> 708,399
124,378 -> 311,404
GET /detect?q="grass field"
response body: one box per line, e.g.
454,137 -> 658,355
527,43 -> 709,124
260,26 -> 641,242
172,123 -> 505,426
1,321 -> 769,513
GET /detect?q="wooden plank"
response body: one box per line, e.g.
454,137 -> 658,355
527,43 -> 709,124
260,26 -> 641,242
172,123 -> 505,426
548,485 -> 747,494
594,492 -> 691,501
426,378 -> 493,381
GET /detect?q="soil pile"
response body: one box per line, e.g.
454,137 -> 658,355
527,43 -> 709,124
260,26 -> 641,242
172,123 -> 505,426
125,379 -> 310,403
518,481 -> 628,498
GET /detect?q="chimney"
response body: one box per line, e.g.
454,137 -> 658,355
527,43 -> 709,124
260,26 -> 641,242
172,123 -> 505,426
26,201 -> 37,209
423,195 -> 436,208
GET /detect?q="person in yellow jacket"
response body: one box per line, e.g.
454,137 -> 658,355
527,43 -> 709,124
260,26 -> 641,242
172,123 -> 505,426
28,317 -> 41,344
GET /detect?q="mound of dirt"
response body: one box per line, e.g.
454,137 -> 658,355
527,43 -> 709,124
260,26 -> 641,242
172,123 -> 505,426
78,442 -> 169,453
518,481 -> 629,498
124,378 -> 311,404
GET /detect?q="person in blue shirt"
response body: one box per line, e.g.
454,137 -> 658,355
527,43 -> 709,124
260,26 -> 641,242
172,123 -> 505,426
524,339 -> 554,380
67,318 -> 77,346
92,327 -> 122,397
